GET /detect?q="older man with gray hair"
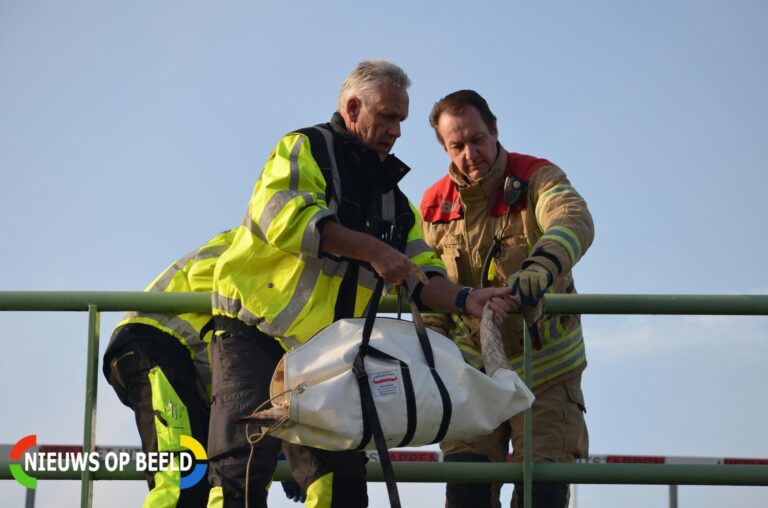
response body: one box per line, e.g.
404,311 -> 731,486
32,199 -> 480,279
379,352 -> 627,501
207,61 -> 513,507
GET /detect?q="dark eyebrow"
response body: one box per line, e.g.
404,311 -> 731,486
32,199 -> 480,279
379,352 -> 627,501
382,112 -> 406,122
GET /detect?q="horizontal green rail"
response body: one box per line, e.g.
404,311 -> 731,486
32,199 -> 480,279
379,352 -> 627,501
1,290 -> 766,508
2,460 -> 766,486
2,292 -> 768,315
0,292 -> 212,313
375,462 -> 768,485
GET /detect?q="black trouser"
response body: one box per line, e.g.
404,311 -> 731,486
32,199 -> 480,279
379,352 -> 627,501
207,317 -> 368,508
106,330 -> 211,507
444,453 -> 569,508
511,482 -> 569,508
282,443 -> 368,507
444,453 -> 496,508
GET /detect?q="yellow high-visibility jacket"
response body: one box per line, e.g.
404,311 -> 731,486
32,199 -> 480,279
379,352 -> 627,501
213,115 -> 446,350
106,229 -> 235,391
420,145 -> 594,392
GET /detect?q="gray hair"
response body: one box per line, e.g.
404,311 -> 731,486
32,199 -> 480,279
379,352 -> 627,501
337,60 -> 411,112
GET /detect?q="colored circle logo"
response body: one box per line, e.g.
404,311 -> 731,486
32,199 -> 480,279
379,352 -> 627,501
179,434 -> 207,489
10,434 -> 37,489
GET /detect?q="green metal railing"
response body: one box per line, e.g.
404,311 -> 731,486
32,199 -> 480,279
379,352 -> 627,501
2,292 -> 768,508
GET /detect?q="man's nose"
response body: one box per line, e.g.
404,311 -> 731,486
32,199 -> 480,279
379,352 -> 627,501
388,121 -> 401,139
465,144 -> 478,160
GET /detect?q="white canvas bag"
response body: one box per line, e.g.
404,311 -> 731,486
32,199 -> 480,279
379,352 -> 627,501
264,291 -> 534,451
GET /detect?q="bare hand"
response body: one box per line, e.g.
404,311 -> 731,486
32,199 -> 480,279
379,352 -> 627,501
369,244 -> 429,285
466,287 -> 516,324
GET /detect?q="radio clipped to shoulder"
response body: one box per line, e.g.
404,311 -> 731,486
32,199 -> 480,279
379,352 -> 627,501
503,174 -> 527,208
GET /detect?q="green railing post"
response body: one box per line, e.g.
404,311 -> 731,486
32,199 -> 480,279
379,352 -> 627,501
80,304 -> 100,508
523,324 -> 533,508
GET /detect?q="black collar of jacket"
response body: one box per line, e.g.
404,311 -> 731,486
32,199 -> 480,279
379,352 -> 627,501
328,112 -> 411,192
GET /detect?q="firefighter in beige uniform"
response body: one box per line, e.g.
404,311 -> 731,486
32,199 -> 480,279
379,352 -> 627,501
420,90 -> 594,508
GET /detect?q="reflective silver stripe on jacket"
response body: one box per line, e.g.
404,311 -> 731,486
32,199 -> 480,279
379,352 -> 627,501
258,136 -> 315,233
211,294 -> 303,350
289,134 -> 303,190
540,226 -> 582,264
121,312 -> 200,348
241,208 -> 267,242
459,347 -> 483,368
358,267 -> 378,296
212,256 -> 346,341
195,242 -> 229,261
149,239 -> 227,294
508,326 -> 584,373
405,238 -> 434,259
212,293 -> 262,326
381,189 -> 395,221
260,190 -> 318,233
261,256 -> 343,336
302,208 -> 336,257
121,311 -> 211,382
527,342 -> 586,386
315,126 -> 342,213
150,251 -> 196,292
542,315 -> 563,341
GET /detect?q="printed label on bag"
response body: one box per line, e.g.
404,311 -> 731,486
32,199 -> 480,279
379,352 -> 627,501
369,370 -> 401,398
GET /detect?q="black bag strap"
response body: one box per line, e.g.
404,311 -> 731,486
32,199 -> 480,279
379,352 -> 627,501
353,277 -> 401,508
404,288 -> 453,443
353,278 -> 456,508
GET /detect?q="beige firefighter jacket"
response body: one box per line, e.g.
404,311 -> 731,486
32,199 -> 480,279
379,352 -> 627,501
420,144 -> 594,392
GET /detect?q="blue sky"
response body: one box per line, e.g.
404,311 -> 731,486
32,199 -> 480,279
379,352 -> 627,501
1,0 -> 767,506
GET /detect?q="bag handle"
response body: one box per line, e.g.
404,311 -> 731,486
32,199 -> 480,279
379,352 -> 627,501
360,280 -> 454,445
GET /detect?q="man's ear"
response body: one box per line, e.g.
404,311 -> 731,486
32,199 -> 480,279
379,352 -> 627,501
346,97 -> 361,122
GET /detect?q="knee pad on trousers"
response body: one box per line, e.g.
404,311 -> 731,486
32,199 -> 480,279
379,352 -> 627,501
444,453 -> 493,508
512,482 -> 569,508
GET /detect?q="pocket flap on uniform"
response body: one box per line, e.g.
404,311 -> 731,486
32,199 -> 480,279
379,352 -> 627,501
565,380 -> 586,414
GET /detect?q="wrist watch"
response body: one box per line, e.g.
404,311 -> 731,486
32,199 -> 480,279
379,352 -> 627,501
455,287 -> 473,315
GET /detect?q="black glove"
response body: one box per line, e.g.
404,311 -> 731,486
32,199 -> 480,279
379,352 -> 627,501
281,480 -> 306,503
509,264 -> 553,307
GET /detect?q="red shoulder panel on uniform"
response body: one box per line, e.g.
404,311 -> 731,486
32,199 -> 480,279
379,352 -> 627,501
421,174 -> 462,223
489,153 -> 553,217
